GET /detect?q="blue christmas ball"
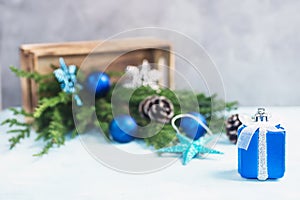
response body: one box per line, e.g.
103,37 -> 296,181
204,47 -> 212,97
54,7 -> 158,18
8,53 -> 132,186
85,71 -> 111,98
109,115 -> 137,143
180,112 -> 207,140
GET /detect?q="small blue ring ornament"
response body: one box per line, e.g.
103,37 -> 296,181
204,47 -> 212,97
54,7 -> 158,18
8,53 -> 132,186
180,112 -> 207,140
85,71 -> 111,98
157,113 -> 221,165
109,115 -> 138,143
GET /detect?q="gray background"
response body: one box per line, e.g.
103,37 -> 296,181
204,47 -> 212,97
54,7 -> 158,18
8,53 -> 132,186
0,0 -> 300,108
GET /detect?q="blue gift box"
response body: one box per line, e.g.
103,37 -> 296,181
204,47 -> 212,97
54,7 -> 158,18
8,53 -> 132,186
238,124 -> 285,179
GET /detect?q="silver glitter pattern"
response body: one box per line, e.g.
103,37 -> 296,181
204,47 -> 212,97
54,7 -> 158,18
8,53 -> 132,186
258,128 -> 268,180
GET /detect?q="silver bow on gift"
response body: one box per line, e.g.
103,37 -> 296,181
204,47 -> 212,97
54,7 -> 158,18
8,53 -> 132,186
237,109 -> 283,180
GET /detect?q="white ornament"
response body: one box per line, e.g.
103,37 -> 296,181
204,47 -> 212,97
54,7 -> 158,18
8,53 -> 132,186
123,59 -> 161,90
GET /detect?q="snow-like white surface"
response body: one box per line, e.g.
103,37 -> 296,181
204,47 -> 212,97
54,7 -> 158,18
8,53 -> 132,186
0,107 -> 299,199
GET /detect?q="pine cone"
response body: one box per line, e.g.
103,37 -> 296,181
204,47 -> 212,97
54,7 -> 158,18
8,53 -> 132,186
139,95 -> 174,123
225,114 -> 242,144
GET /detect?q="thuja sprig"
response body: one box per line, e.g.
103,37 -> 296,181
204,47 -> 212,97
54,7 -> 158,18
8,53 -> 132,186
34,92 -> 71,118
2,67 -> 75,156
33,107 -> 68,156
9,66 -> 52,83
1,108 -> 33,149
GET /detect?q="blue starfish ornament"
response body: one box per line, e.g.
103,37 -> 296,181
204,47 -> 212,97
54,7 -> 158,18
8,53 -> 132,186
157,113 -> 223,165
157,132 -> 223,165
53,57 -> 83,106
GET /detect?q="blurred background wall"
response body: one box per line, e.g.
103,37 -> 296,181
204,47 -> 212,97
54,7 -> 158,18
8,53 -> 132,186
0,0 -> 299,108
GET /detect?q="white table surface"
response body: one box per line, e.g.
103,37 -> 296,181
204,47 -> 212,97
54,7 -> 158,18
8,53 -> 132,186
0,107 -> 299,200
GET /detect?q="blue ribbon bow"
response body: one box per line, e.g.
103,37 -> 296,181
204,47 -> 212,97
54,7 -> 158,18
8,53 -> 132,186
53,57 -> 82,106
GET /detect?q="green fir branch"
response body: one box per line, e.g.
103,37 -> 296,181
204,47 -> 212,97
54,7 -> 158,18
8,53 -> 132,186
74,106 -> 96,133
143,124 -> 177,149
9,66 -> 52,83
33,141 -> 54,157
7,126 -> 31,149
2,118 -> 31,149
33,108 -> 69,156
47,108 -> 67,145
1,118 -> 28,127
34,92 -> 71,118
3,64 -> 238,155
8,107 -> 33,118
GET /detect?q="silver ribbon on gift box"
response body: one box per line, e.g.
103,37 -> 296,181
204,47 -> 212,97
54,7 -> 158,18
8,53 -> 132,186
237,108 -> 283,181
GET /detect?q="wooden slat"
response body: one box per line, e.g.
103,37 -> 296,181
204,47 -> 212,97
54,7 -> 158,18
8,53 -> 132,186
20,49 -> 33,113
168,46 -> 175,90
20,38 -> 171,57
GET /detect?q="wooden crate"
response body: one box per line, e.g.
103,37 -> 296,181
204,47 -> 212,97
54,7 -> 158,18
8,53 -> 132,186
20,38 -> 174,113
